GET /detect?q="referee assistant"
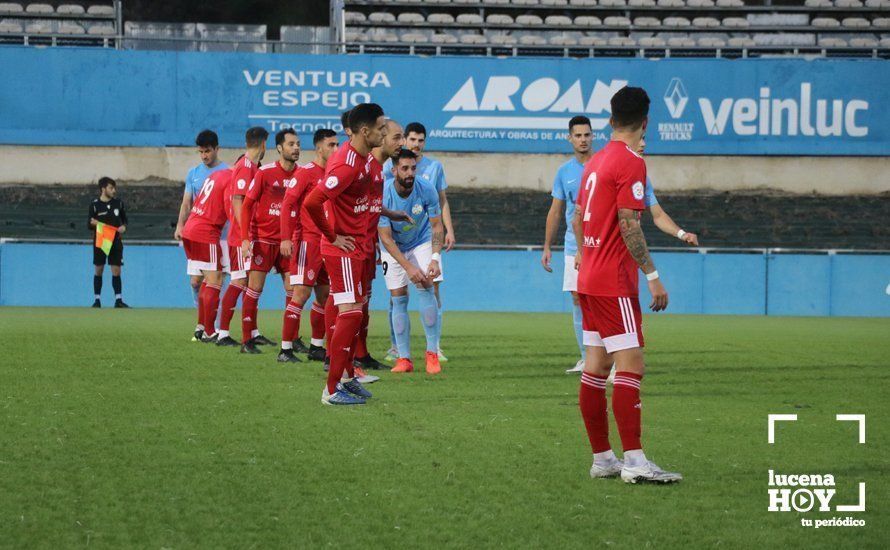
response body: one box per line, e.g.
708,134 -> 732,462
88,177 -> 129,308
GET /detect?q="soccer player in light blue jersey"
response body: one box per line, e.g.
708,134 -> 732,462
378,149 -> 446,375
175,130 -> 229,340
542,116 -> 594,373
382,122 -> 453,363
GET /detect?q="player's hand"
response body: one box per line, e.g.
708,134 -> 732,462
241,239 -> 252,259
407,264 -> 428,286
118,225 -> 126,235
683,232 -> 699,246
444,232 -> 456,252
280,239 -> 293,258
427,260 -> 441,280
174,225 -> 183,241
648,278 -> 669,312
332,234 -> 356,253
541,247 -> 553,272
574,252 -> 582,271
389,210 -> 413,224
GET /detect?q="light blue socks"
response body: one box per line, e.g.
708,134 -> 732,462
417,287 -> 441,353
392,295 -> 411,358
573,301 -> 584,359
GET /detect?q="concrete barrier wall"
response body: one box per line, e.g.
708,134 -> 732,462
1,145 -> 888,195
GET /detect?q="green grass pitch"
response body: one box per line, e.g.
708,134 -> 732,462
0,308 -> 887,548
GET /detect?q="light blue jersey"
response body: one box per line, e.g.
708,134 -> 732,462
551,157 -> 585,256
645,176 -> 658,207
185,161 -> 229,201
384,155 -> 448,193
379,176 -> 442,252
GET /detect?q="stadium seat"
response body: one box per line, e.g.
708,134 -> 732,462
608,36 -> 636,46
599,0 -> 627,6
812,17 -> 841,28
748,13 -> 809,27
86,23 -> 114,36
664,17 -> 692,27
0,3 -> 23,14
686,0 -> 715,6
804,0 -> 832,6
519,34 -> 547,44
456,14 -> 483,25
86,5 -> 114,16
58,22 -> 84,34
344,11 -> 366,24
715,0 -> 744,6
24,21 -> 52,33
579,35 -> 607,46
544,15 -> 573,26
400,32 -> 429,43
57,4 -> 84,15
431,32 -> 458,44
604,16 -> 631,26
569,0 -> 598,5
428,13 -> 455,24
550,33 -> 579,45
879,36 -> 890,47
540,0 -> 569,5
657,0 -> 684,6
489,33 -> 518,45
693,17 -> 720,28
874,17 -> 890,28
865,0 -> 890,7
834,0 -> 862,6
727,36 -> 755,47
487,14 -> 514,25
512,0 -> 540,5
629,0 -> 656,5
849,36 -> 878,47
397,13 -> 424,24
842,17 -> 870,28
819,36 -> 848,47
459,33 -> 486,44
488,0 -> 511,4
0,19 -> 22,32
366,30 -> 398,42
698,36 -> 726,47
753,32 -> 815,46
368,12 -> 396,23
575,16 -> 602,26
124,21 -> 197,51
722,17 -> 750,28
24,3 -> 52,14
668,36 -> 696,47
516,15 -> 544,25
344,31 -> 365,42
639,36 -> 667,46
634,17 -> 660,27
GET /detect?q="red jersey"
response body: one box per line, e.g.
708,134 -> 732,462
281,162 -> 325,242
319,142 -> 372,259
243,161 -> 295,243
225,155 -> 258,245
182,168 -> 231,244
576,140 -> 648,297
364,156 -> 385,259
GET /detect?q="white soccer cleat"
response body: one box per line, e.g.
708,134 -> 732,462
606,364 -> 616,385
437,348 -> 449,362
589,458 -> 624,478
357,374 -> 380,384
566,359 -> 585,374
620,461 -> 683,484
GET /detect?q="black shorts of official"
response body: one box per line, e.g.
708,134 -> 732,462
93,240 -> 124,266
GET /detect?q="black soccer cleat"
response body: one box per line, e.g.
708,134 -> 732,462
114,299 -> 130,308
323,356 -> 330,372
354,354 -> 385,370
193,329 -> 203,342
307,344 -> 326,361
292,337 -> 310,354
201,333 -> 219,344
240,340 -> 262,354
91,299 -> 101,308
216,336 -> 239,347
277,349 -> 302,363
253,334 -> 277,346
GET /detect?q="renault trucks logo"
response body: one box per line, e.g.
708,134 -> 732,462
664,78 -> 688,119
436,77 -> 626,139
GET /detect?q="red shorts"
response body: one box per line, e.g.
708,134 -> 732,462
579,294 -> 644,353
246,240 -> 288,274
323,254 -> 366,305
228,244 -> 247,280
289,239 -> 329,287
183,238 -> 223,272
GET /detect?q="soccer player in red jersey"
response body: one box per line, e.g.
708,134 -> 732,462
238,128 -> 300,354
181,167 -> 232,343
216,126 -> 268,347
304,103 -> 387,405
278,128 -> 340,363
572,87 -> 682,484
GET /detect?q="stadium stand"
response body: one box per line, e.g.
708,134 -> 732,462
0,1 -> 118,46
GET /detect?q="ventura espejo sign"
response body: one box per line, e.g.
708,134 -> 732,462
0,47 -> 886,155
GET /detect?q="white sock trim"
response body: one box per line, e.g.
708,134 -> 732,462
310,338 -> 325,347
624,449 -> 647,467
281,341 -> 293,350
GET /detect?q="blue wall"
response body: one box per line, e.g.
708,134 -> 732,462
0,47 -> 887,155
1,242 -> 888,317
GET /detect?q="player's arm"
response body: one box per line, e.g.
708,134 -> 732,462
378,224 -> 427,285
571,206 -> 583,271
649,204 -> 698,246
303,184 -> 354,253
427,215 -> 444,279
240,176 -> 262,257
618,208 -> 667,312
174,185 -> 191,240
88,202 -> 98,229
381,207 -> 412,224
439,189 -> 455,252
118,200 -> 127,234
542,197 -> 565,272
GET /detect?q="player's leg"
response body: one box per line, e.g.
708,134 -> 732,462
307,282 -> 329,361
217,245 -> 247,346
598,296 -> 681,484
183,239 -> 208,341
283,241 -> 313,355
433,280 -> 447,362
240,262 -> 269,353
380,250 -> 399,363
279,284 -> 311,363
353,257 -> 385,372
382,257 -> 413,373
410,243 -> 442,374
108,240 -> 128,308
564,254 -> 584,373
92,248 -> 104,307
200,268 -> 224,342
321,256 -> 370,405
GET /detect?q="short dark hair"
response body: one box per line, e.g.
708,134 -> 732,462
313,128 -> 338,145
245,126 -> 269,148
405,122 -> 427,137
340,109 -> 352,130
395,149 -> 417,163
275,128 -> 297,146
610,87 -> 650,130
98,176 -> 116,190
348,103 -> 385,133
195,129 -> 219,148
568,115 -> 592,133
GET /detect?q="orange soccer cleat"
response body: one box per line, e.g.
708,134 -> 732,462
425,351 -> 441,375
391,358 -> 414,373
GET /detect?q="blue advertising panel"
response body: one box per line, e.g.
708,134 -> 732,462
0,47 -> 886,155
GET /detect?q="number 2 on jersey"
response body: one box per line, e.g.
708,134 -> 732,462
582,172 -> 597,222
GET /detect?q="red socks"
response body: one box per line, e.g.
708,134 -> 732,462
612,372 -> 644,452
201,283 -> 221,337
324,294 -> 338,349
241,288 -> 261,344
355,301 -> 370,358
197,281 -> 207,329
579,372 -> 611,453
310,301 -> 326,342
284,290 -> 293,309
219,283 -> 244,332
282,302 -> 302,344
326,309 -> 364,394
